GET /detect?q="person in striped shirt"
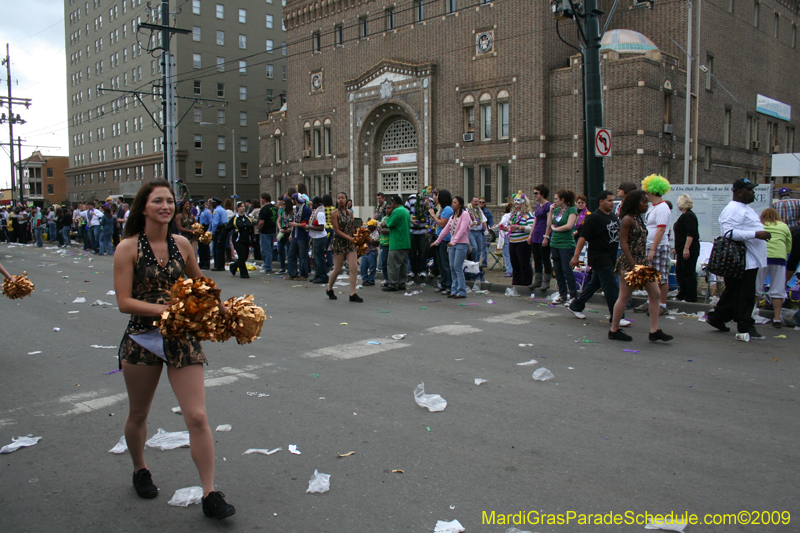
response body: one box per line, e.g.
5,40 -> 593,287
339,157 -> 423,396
506,191 -> 535,287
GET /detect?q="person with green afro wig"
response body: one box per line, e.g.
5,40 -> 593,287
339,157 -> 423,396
641,174 -> 671,196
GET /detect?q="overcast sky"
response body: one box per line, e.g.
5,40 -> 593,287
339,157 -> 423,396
0,0 -> 68,189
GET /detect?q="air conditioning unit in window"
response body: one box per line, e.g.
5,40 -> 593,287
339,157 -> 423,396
462,133 -> 475,142
772,145 -> 781,153
302,149 -> 311,158
663,124 -> 673,134
751,141 -> 761,150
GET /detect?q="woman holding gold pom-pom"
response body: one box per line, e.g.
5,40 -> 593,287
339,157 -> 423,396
113,179 -> 235,520
608,189 -> 673,343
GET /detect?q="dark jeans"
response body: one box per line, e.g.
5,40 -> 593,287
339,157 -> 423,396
198,241 -> 211,268
409,233 -> 428,275
360,249 -> 377,283
675,248 -> 699,302
510,241 -> 533,286
277,235 -> 289,270
288,239 -> 310,278
570,265 -> 619,315
707,268 -> 758,332
532,241 -> 553,275
435,243 -> 451,290
230,241 -> 250,278
379,244 -> 390,281
260,233 -> 275,271
213,229 -> 227,269
311,237 -> 328,281
551,246 -> 578,298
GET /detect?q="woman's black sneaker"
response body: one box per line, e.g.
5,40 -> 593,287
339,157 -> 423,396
649,329 -> 674,342
349,293 -> 363,302
326,289 -> 337,300
132,468 -> 158,499
202,491 -> 236,520
608,329 -> 633,341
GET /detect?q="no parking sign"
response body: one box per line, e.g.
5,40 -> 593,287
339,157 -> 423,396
595,127 -> 612,157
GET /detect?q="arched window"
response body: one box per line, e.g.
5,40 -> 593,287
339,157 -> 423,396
274,128 -> 282,161
380,119 -> 418,152
323,118 -> 332,156
479,92 -> 492,141
462,94 -> 475,134
497,90 -> 510,139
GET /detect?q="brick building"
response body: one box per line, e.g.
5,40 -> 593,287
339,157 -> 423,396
259,0 -> 799,217
18,152 -> 70,207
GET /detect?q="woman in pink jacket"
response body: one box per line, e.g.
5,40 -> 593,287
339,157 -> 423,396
431,196 -> 471,298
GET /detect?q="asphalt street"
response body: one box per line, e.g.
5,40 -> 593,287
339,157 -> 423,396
0,242 -> 797,533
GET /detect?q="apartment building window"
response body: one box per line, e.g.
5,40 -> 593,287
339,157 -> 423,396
462,95 -> 475,134
386,8 -> 395,30
239,86 -> 247,100
238,9 -> 247,23
194,134 -> 202,149
194,108 -> 202,123
192,26 -> 201,41
786,127 -> 795,152
415,0 -> 425,21
498,164 -> 509,204
266,39 -> 274,52
240,138 -> 248,152
497,91 -> 510,139
216,57 -> 225,71
359,17 -> 368,38
266,64 -> 274,78
480,93 -> 492,141
768,121 -> 779,151
239,60 -> 247,74
282,66 -> 287,80
215,3 -> 223,19
239,34 -> 246,49
314,129 -> 322,156
747,116 -> 759,149
217,136 -> 226,151
237,111 -> 247,127
335,24 -> 343,45
240,163 -> 248,178
275,133 -> 282,161
192,53 -> 201,68
774,13 -> 779,39
216,30 -> 224,45
724,108 -> 731,146
217,83 -> 225,97
463,167 -> 475,200
704,146 -> 712,171
313,31 -> 321,52
282,42 -> 287,55
705,54 -> 714,91
480,166 -> 492,203
192,0 -> 200,15
324,123 -> 332,156
447,0 -> 456,14
753,1 -> 759,27
266,14 -> 273,28
195,161 -> 203,176
193,80 -> 201,95
218,162 -> 226,177
217,109 -> 226,123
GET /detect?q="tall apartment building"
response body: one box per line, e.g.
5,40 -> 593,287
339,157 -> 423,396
64,0 -> 286,204
260,0 -> 798,217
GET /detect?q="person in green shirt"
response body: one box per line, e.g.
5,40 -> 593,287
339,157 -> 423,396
547,189 -> 579,304
757,207 -> 793,328
382,195 -> 411,292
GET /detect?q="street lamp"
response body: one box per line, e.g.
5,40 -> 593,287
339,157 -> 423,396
200,122 -> 237,199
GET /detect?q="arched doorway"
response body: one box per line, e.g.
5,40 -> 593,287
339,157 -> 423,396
376,118 -> 419,199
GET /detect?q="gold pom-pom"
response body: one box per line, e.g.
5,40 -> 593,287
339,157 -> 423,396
198,231 -> 213,245
191,222 -> 205,237
624,264 -> 662,290
352,227 -> 372,256
213,295 -> 266,345
2,272 -> 34,300
159,277 -> 222,342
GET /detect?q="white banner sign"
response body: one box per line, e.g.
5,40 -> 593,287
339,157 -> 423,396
381,153 -> 417,165
772,153 -> 800,177
662,184 -> 773,243
757,94 -> 791,122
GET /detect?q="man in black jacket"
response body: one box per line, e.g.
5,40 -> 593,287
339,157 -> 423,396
227,201 -> 254,278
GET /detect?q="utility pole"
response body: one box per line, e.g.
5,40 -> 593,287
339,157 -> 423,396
1,44 -> 32,206
682,0 -> 693,184
17,136 -> 24,205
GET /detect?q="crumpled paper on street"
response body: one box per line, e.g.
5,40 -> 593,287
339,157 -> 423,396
532,368 -> 555,381
215,424 -> 232,432
145,428 -> 190,450
644,517 -> 688,532
434,519 -> 465,532
243,447 -> 282,455
414,382 -> 447,412
505,287 -> 519,297
108,436 -> 128,454
474,378 -> 487,385
168,486 -> 203,507
0,434 -> 42,454
71,297 -> 86,303
306,469 -> 331,493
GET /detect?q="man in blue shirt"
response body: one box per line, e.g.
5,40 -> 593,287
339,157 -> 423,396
198,200 -> 213,269
210,198 -> 229,271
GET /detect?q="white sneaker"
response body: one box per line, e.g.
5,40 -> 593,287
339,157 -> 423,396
552,294 -> 565,304
567,307 -> 586,319
619,318 -> 632,327
564,298 -> 574,307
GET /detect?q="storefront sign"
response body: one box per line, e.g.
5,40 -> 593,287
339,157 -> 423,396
381,153 -> 417,165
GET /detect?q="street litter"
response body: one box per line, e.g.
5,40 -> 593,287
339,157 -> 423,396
306,469 -> 331,493
392,469 -> 404,473
246,392 -> 269,397
516,359 -> 538,366
414,382 -> 447,412
68,311 -> 80,314
106,290 -> 116,295
407,280 -> 415,286
644,516 -> 688,532
171,406 -> 182,414
368,341 -> 381,345
0,435 -> 42,454
337,451 -> 355,457
487,299 -> 495,304
532,368 -> 555,381
392,334 -> 407,340
53,327 -> 61,332
243,447 -> 282,455
434,519 -> 465,533
505,287 -> 519,297
145,428 -> 190,450
623,349 -> 640,354
518,343 -> 533,347
288,444 -> 302,455
91,300 -> 114,306
90,345 -> 117,349
215,425 -> 232,432
104,369 -> 121,375
71,297 -> 86,303
474,378 -> 487,385
168,486 -> 203,507
404,290 -> 421,296
109,436 -> 127,454
27,351 -> 42,355
459,303 -> 478,306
